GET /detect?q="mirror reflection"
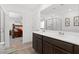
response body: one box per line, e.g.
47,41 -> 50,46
40,4 -> 79,33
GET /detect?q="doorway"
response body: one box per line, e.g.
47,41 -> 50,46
8,11 -> 23,49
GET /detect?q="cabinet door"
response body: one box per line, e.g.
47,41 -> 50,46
33,33 -> 43,54
54,46 -> 70,54
43,41 -> 54,54
33,35 -> 38,52
74,45 -> 79,54
37,38 -> 42,53
43,36 -> 73,53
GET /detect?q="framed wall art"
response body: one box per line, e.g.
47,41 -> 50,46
73,16 -> 79,26
65,18 -> 70,27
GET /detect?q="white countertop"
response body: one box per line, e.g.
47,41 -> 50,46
33,30 -> 79,45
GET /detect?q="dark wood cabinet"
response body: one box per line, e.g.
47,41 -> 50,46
33,33 -> 43,53
74,45 -> 79,54
54,46 -> 70,54
33,33 -> 79,54
43,41 -> 54,54
37,38 -> 42,53
43,36 -> 72,54
43,36 -> 73,53
33,34 -> 38,52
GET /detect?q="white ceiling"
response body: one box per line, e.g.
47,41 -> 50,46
41,4 -> 79,16
0,4 -> 53,13
40,4 -> 52,10
1,4 -> 41,13
0,4 -> 53,15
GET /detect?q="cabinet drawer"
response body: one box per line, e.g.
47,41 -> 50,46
33,33 -> 42,39
43,36 -> 73,53
74,45 -> 79,54
43,41 -> 54,54
54,46 -> 70,54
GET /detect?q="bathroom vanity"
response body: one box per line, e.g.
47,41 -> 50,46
32,30 -> 79,54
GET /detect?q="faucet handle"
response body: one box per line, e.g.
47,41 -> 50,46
59,32 -> 64,35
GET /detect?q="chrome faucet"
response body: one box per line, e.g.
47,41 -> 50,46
59,31 -> 64,35
40,28 -> 45,32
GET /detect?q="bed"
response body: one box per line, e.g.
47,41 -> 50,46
9,24 -> 23,38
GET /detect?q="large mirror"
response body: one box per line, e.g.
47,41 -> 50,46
40,15 -> 62,31
45,16 -> 62,31
40,4 -> 79,33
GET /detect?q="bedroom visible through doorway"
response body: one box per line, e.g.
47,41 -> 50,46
8,11 -> 23,49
